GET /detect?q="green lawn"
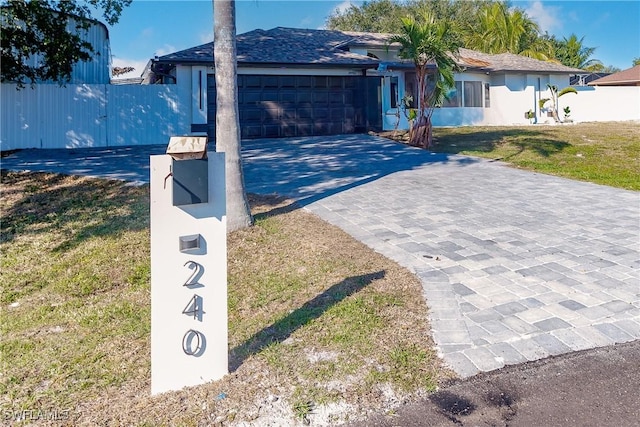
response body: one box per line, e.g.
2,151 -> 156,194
431,122 -> 640,190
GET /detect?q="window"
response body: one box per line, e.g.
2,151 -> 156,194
390,76 -> 398,108
404,72 -> 417,108
464,81 -> 483,107
442,81 -> 462,107
484,83 -> 491,108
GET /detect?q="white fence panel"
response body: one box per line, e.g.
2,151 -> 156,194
1,84 -> 189,151
571,86 -> 640,123
106,85 -> 189,147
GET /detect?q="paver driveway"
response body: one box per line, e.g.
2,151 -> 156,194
3,134 -> 639,377
242,134 -> 640,377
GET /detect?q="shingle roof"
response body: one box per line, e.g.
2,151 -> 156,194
157,27 -> 584,74
157,27 -> 379,68
457,48 -> 584,73
587,65 -> 640,86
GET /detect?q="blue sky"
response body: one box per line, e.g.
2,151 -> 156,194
106,1 -> 640,78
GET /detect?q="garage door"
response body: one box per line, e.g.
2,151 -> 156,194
207,74 -> 380,140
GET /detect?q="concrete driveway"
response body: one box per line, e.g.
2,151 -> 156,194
3,134 -> 639,377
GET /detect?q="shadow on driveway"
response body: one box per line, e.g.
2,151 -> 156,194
242,134 -> 480,206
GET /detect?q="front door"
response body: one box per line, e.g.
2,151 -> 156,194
381,71 -> 415,131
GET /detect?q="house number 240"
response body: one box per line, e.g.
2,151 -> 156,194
181,260 -> 205,356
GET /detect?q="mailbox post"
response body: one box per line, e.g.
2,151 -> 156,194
150,136 -> 227,395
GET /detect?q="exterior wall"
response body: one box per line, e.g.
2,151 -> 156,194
428,73 -> 586,127
15,19 -> 111,84
1,83 -> 190,150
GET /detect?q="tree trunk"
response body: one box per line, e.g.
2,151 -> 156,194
214,0 -> 253,232
408,115 -> 433,149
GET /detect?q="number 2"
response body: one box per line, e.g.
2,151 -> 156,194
183,260 -> 204,288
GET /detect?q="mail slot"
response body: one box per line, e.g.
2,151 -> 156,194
166,136 -> 209,206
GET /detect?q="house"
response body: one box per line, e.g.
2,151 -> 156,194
587,65 -> 640,86
1,15 -> 112,85
149,27 -> 585,140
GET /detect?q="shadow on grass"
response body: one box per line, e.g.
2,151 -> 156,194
229,270 -> 386,372
0,170 -> 149,250
248,193 -> 300,220
432,128 -> 571,158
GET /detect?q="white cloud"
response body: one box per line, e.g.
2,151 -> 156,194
154,44 -> 177,58
334,0 -> 355,15
525,0 -> 562,33
317,0 -> 359,29
200,31 -> 214,44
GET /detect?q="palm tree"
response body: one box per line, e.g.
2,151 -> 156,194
389,12 -> 460,148
214,0 -> 253,231
464,2 -> 553,60
539,84 -> 577,123
552,34 -> 602,71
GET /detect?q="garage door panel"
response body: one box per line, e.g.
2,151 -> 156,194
243,126 -> 262,138
329,91 -> 344,104
298,107 -> 313,119
241,108 -> 262,123
261,91 -> 279,102
244,75 -> 262,88
282,125 -> 296,137
296,76 -> 312,87
282,108 -> 297,120
314,107 -> 329,119
263,76 -> 278,88
208,74 -> 381,140
243,91 -> 261,104
329,76 -> 343,88
314,122 -> 331,135
313,92 -> 328,104
264,125 -> 280,137
330,107 -> 345,121
313,77 -> 328,88
280,91 -> 296,103
280,76 -> 296,88
262,109 -> 281,124
296,123 -> 313,136
297,91 -> 312,103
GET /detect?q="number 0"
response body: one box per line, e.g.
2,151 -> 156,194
182,329 -> 205,356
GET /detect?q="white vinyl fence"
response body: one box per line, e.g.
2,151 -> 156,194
1,83 -> 191,151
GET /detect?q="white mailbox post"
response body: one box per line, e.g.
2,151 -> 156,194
150,136 -> 227,395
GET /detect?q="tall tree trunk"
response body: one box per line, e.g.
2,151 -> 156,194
408,65 -> 432,149
214,0 -> 253,231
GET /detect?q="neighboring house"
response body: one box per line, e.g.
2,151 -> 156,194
587,65 -> 640,86
149,27 -> 584,140
1,16 -> 112,85
1,16 -> 188,150
570,72 -> 611,86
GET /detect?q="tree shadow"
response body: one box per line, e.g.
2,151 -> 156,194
0,170 -> 149,250
241,133 -> 481,207
247,193 -> 300,220
432,128 -> 571,159
229,270 -> 386,372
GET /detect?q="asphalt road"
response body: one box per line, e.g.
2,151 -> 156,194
349,340 -> 640,427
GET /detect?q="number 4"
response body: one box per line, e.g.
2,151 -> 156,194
182,294 -> 203,321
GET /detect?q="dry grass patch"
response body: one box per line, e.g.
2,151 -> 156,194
1,171 -> 453,426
